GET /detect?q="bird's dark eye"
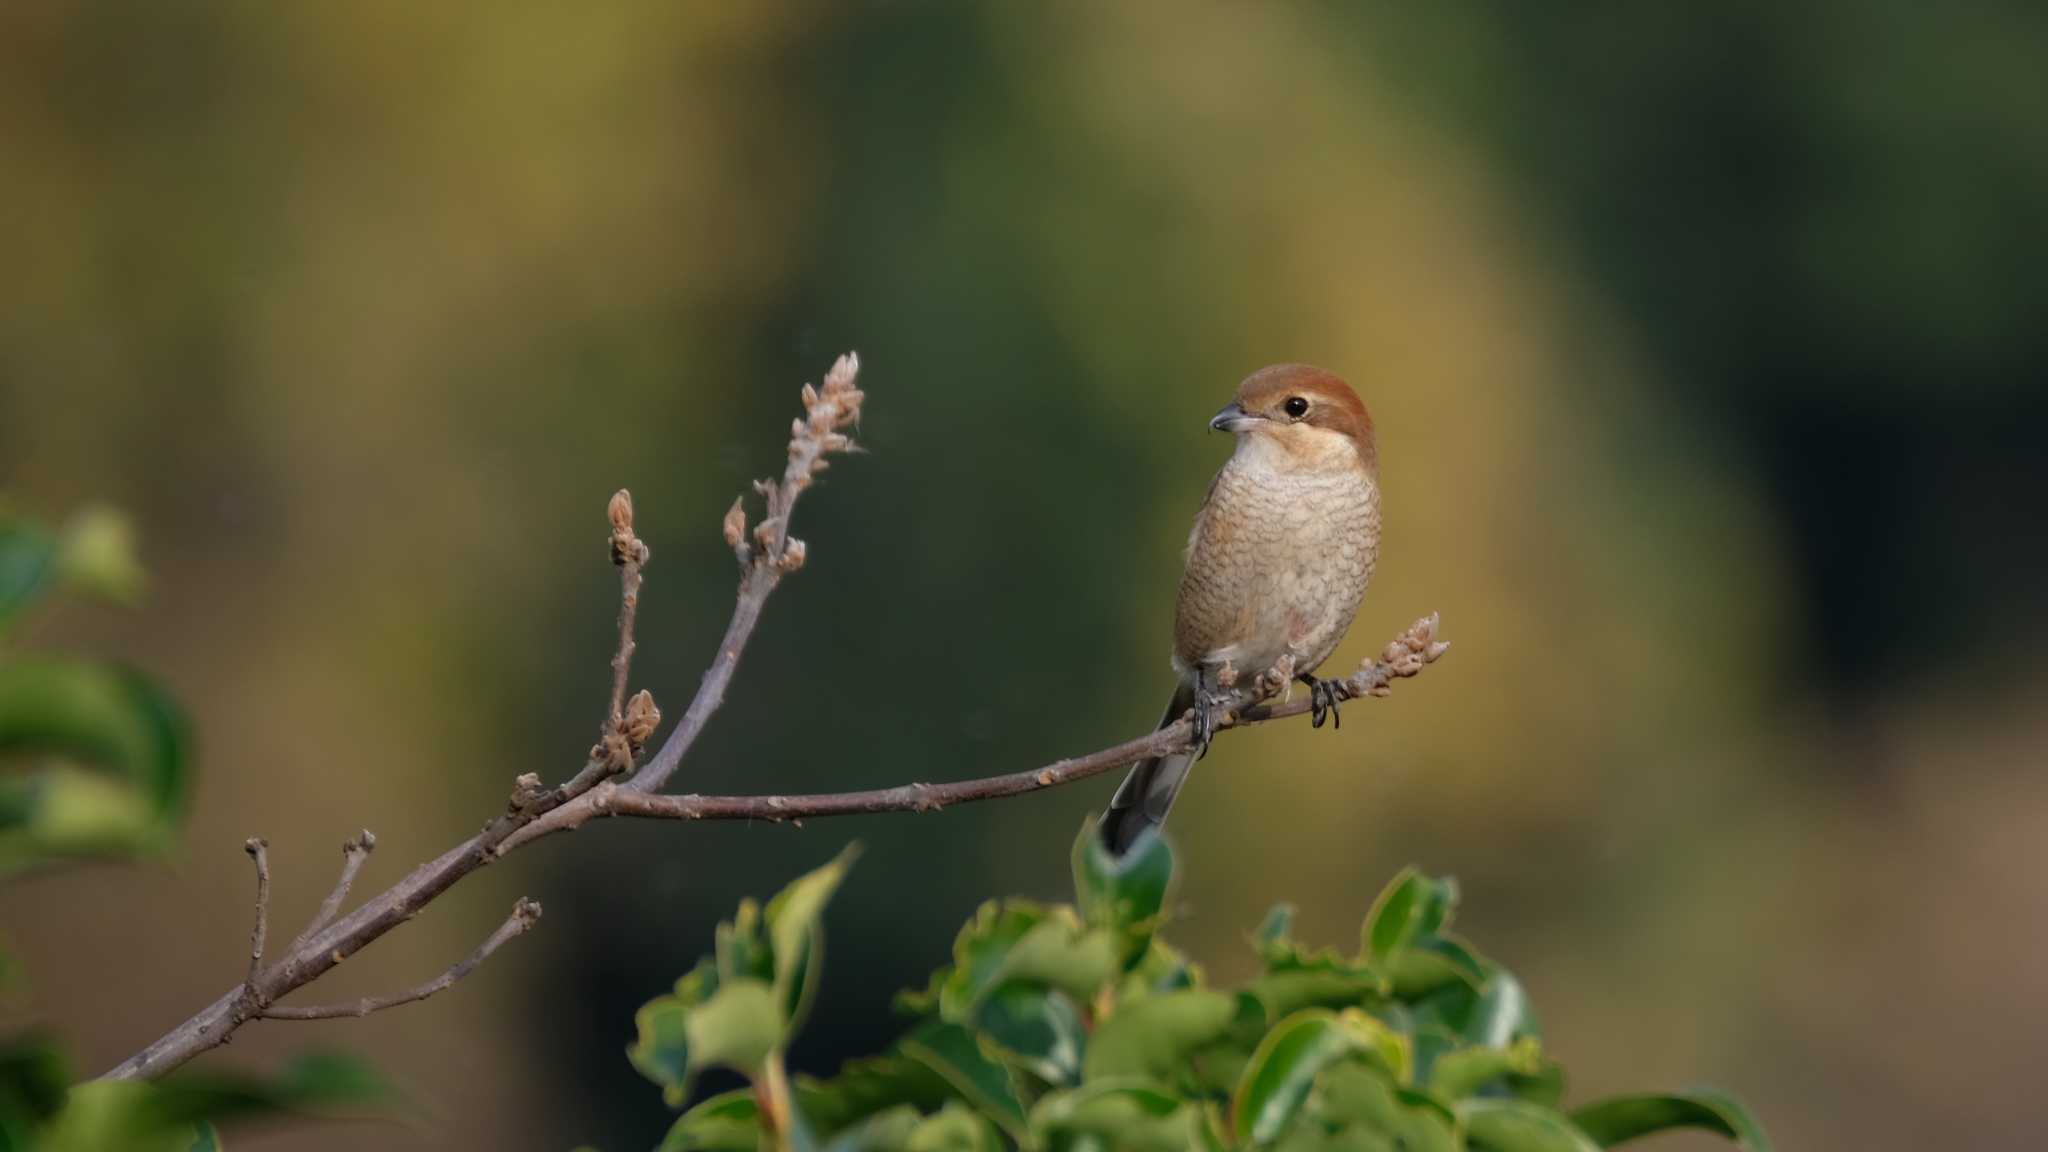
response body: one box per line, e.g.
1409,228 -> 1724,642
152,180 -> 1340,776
1283,396 -> 1310,419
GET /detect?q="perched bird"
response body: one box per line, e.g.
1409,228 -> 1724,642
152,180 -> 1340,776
1101,364 -> 1380,855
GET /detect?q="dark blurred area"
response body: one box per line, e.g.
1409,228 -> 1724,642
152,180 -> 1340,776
4,4 -> 2045,1149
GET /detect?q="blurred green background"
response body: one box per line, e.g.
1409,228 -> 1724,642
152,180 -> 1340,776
4,3 -> 2045,1149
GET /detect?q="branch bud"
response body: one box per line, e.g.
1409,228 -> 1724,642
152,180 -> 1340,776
778,538 -> 807,572
623,689 -> 661,749
608,490 -> 647,567
722,497 -> 748,551
509,772 -> 545,810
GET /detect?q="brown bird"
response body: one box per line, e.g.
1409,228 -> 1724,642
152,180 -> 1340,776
1102,364 -> 1380,855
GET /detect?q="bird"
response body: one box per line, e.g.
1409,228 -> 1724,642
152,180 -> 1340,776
1101,364 -> 1380,856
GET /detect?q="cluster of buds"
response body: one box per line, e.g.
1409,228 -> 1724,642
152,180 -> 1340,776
622,688 -> 661,747
1252,653 -> 1299,700
509,772 -> 546,811
790,350 -> 865,482
725,351 -> 864,572
1353,613 -> 1450,698
593,688 -> 662,774
608,489 -> 649,568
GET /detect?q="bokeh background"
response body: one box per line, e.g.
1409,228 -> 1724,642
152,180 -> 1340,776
5,4 -> 2047,1149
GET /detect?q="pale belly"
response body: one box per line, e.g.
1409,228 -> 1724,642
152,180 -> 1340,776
1172,455 -> 1380,679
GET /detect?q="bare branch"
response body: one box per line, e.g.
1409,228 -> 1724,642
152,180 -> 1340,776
541,614 -> 1451,831
100,353 -> 866,1081
622,350 -> 862,796
262,899 -> 542,1021
283,829 -> 377,960
243,838 -> 271,983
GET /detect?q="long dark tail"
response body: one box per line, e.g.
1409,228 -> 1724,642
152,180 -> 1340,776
1101,680 -> 1199,856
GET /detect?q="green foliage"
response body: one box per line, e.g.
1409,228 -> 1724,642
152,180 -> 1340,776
0,506 -> 188,872
630,846 -> 860,1108
1,502 -> 381,1151
42,1051 -> 392,1152
0,1043 -> 391,1152
627,820 -> 1771,1151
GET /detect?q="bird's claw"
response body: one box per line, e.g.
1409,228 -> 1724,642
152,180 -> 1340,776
1299,674 -> 1350,729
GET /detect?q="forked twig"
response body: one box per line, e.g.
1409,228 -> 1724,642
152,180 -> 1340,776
263,899 -> 543,1020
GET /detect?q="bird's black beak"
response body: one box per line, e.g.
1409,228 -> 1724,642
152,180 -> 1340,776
1209,401 -> 1257,433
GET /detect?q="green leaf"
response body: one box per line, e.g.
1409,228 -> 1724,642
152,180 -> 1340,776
673,958 -> 723,1010
1030,1080 -> 1189,1152
186,1121 -> 222,1152
1082,989 -> 1234,1084
1386,938 -> 1488,1001
1071,817 -> 1173,950
1119,936 -> 1200,997
904,1101 -> 1004,1152
0,1032 -> 70,1142
1182,992 -> 1266,1095
1507,1058 -> 1567,1109
630,980 -> 783,1106
1246,966 -> 1388,1024
37,1081 -> 198,1152
971,983 -> 1086,1085
1460,1098 -> 1602,1152
660,1089 -> 761,1151
0,656 -> 191,871
716,900 -> 773,987
820,1105 -> 921,1152
999,918 -> 1120,1005
1363,869 -> 1458,965
1427,1036 -> 1544,1101
630,998 -> 694,1105
1313,1063 -> 1459,1152
0,514 -> 57,632
765,843 -> 860,1034
1233,1010 -> 1410,1145
53,506 -> 147,606
1252,911 -> 1391,1021
687,983 -> 784,1089
797,1054 -> 952,1137
897,1021 -> 1027,1141
41,1051 -> 391,1152
936,903 -> 1039,1016
1463,970 -> 1538,1048
153,1049 -> 395,1121
1569,1089 -> 1772,1151
936,903 -> 1118,1020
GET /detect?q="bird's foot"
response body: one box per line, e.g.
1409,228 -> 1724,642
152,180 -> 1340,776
1297,674 -> 1351,729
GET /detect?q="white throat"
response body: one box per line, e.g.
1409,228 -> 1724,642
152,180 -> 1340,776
1229,424 -> 1360,475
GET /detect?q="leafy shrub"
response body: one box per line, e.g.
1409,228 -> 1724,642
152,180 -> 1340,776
627,827 -> 1770,1151
1,505 -> 385,1152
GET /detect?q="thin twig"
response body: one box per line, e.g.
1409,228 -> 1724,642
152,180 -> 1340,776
243,838 -> 271,983
623,351 -> 862,796
544,615 -> 1450,830
594,489 -> 651,774
606,489 -> 646,725
285,829 -> 377,959
262,899 -> 542,1020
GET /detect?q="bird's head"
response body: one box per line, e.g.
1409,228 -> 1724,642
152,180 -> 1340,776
1209,364 -> 1375,473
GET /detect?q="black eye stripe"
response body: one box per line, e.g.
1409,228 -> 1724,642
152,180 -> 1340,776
1283,396 -> 1310,418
